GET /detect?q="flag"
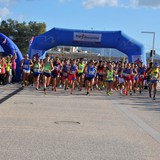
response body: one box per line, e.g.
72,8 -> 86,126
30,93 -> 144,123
29,37 -> 34,46
2,38 -> 6,44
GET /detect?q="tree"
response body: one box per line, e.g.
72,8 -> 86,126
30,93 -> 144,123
0,19 -> 46,55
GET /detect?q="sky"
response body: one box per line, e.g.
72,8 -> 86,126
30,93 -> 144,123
0,0 -> 160,54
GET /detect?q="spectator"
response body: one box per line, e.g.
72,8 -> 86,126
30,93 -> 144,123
11,51 -> 17,82
0,57 -> 7,85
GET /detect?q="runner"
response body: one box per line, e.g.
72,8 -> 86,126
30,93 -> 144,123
30,55 -> 37,85
42,54 -> 53,94
61,59 -> 69,90
148,62 -> 159,100
146,62 -> 153,88
105,64 -> 114,96
138,62 -> 146,94
68,59 -> 77,94
76,58 -> 85,91
20,54 -> 32,87
113,62 -> 119,90
130,63 -> 138,94
33,57 -> 42,90
51,57 -> 61,92
123,63 -> 132,95
97,60 -> 105,90
84,60 -> 96,95
118,62 -> 125,94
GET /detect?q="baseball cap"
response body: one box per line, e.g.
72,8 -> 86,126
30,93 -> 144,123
154,62 -> 159,67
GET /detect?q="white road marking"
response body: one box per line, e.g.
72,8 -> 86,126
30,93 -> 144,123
112,100 -> 160,144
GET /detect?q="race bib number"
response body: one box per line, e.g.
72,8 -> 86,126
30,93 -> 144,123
79,66 -> 83,70
140,75 -> 144,78
152,76 -> 157,80
23,64 -> 29,69
89,71 -> 94,75
63,72 -> 67,76
70,71 -> 75,74
107,76 -> 112,79
123,73 -> 130,77
34,69 -> 40,73
44,69 -> 50,73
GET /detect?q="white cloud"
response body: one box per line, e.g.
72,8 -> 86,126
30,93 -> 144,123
82,0 -> 160,9
131,0 -> 160,8
83,0 -> 119,9
58,0 -> 71,3
0,0 -> 17,6
0,7 -> 11,18
16,14 -> 27,22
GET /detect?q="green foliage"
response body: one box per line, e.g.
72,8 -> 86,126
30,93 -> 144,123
0,19 -> 46,55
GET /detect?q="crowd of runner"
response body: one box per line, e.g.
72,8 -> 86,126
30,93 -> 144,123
19,54 -> 160,100
0,52 -> 17,85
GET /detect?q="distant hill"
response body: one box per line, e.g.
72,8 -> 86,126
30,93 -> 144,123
79,47 -> 160,60
146,52 -> 160,60
78,47 -> 126,57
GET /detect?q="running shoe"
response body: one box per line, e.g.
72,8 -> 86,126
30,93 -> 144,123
86,91 -> 90,95
22,83 -> 25,87
106,91 -> 110,96
133,89 -> 136,93
44,88 -> 46,95
24,81 -> 26,85
149,91 -> 152,98
153,96 -> 156,100
139,90 -> 141,94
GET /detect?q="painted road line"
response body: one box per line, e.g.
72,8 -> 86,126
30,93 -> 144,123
111,99 -> 160,144
0,90 -> 4,94
0,87 -> 23,104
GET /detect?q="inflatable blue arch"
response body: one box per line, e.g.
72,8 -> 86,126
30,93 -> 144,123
0,33 -> 23,81
29,28 -> 145,64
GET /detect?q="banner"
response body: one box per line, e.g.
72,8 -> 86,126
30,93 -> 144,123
73,32 -> 102,43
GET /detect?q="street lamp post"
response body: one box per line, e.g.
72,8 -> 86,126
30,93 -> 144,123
141,31 -> 155,63
109,48 -> 112,61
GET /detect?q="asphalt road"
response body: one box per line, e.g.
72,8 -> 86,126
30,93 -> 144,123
0,84 -> 160,160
